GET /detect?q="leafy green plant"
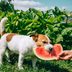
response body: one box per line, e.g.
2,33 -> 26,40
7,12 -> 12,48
0,7 -> 72,49
0,0 -> 14,12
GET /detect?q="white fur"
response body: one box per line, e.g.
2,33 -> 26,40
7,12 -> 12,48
0,34 -> 53,69
0,34 -> 36,69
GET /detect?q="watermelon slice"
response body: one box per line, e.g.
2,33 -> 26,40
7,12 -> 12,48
33,44 -> 63,60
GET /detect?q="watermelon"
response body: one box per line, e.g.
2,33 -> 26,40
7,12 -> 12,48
33,44 -> 63,60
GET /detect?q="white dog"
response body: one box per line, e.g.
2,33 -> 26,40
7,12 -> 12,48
0,17 -> 53,69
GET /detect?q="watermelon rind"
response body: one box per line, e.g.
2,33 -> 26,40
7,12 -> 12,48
33,44 -> 63,60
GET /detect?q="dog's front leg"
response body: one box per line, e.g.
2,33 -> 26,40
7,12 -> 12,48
5,50 -> 10,63
0,54 -> 3,65
18,53 -> 24,70
0,46 -> 6,66
32,57 -> 37,69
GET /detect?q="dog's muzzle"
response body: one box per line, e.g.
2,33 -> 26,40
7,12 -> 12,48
44,44 -> 53,52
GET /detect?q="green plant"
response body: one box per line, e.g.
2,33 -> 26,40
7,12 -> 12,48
0,6 -> 72,72
0,0 -> 14,12
0,8 -> 71,50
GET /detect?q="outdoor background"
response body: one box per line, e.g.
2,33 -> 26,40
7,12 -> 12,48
0,0 -> 72,72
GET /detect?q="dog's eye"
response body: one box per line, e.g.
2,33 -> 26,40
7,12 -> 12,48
43,41 -> 48,44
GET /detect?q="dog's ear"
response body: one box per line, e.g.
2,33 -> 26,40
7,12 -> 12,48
30,33 -> 39,42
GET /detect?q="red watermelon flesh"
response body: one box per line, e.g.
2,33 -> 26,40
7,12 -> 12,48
33,44 -> 63,60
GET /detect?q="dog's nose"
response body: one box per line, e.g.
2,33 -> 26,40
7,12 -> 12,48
49,47 -> 53,52
44,44 -> 53,52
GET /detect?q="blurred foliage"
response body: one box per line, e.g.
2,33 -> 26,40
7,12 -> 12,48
0,0 -> 14,12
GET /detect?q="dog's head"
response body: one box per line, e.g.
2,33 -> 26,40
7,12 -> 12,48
31,34 -> 53,52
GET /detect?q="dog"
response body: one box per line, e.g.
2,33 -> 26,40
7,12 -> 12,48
0,17 -> 53,69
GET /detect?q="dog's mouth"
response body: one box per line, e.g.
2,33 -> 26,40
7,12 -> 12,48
44,44 -> 53,52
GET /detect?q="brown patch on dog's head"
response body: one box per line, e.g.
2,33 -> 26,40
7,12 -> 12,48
30,34 -> 38,42
31,34 -> 51,47
6,33 -> 16,42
